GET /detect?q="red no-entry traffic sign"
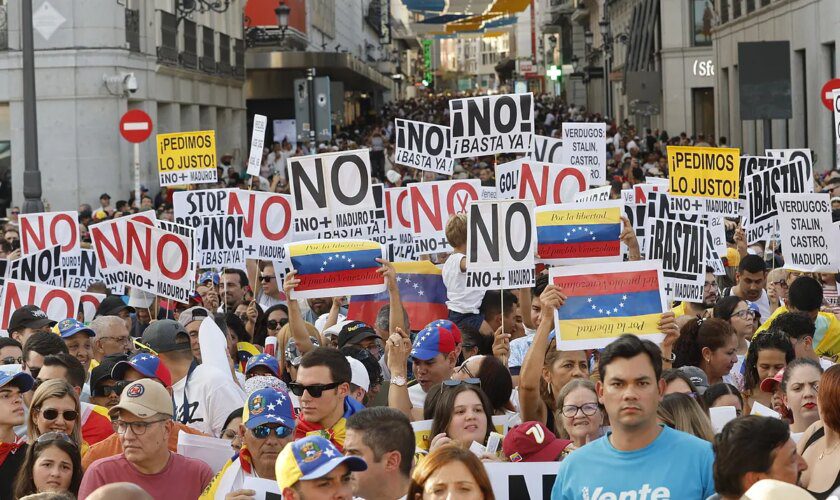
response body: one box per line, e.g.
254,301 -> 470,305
119,109 -> 153,143
821,78 -> 840,111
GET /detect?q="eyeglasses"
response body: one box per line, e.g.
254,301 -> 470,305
455,363 -> 475,379
266,319 -> 288,331
251,424 -> 293,439
112,419 -> 169,436
1,356 -> 22,365
259,275 -> 275,283
561,403 -> 600,418
733,309 -> 756,320
35,431 -> 77,448
442,378 -> 481,388
773,280 -> 788,288
92,381 -> 128,398
288,381 -> 341,398
38,408 -> 79,422
133,338 -> 158,356
221,428 -> 239,441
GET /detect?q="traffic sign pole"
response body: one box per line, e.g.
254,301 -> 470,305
134,143 -> 140,209
119,109 -> 153,208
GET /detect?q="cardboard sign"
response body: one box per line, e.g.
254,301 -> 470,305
621,184 -> 662,256
195,215 -> 245,269
227,189 -> 295,261
777,193 -> 840,272
744,159 -> 814,243
242,477 -> 282,500
574,185 -> 612,203
0,279 -> 81,331
466,200 -> 536,290
834,90 -> 840,145
384,187 -> 416,262
484,462 -> 558,500
449,93 -> 533,158
668,146 -> 740,200
246,114 -> 268,176
496,158 -> 589,206
156,130 -> 218,186
561,122 -> 607,186
535,201 -> 624,265
19,211 -> 81,268
707,215 -> 728,258
288,149 -> 377,239
647,218 -> 707,302
362,184 -> 390,254
173,188 -> 235,228
286,239 -> 385,300
531,135 -> 563,163
394,119 -> 453,175
79,292 -> 106,323
408,179 -> 481,255
9,245 -> 62,286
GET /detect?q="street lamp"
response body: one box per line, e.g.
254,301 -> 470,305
246,0 -> 292,48
584,30 -> 594,48
275,1 -> 290,37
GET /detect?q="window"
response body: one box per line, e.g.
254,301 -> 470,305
746,0 -> 755,12
691,0 -> 712,46
733,0 -> 741,19
719,0 -> 729,23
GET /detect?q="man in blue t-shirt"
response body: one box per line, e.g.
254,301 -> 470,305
551,330 -> 715,500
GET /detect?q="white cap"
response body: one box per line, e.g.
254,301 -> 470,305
346,356 -> 370,393
627,140 -> 639,151
128,288 -> 155,309
316,315 -> 348,336
743,479 -> 815,500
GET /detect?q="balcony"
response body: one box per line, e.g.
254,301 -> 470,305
233,38 -> 245,79
156,10 -> 179,65
180,20 -> 198,69
199,26 -> 216,74
125,8 -> 140,52
218,33 -> 232,76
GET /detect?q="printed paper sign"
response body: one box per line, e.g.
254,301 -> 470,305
156,130 -> 218,186
574,185 -> 612,203
384,187 -> 416,262
286,240 -> 385,300
535,201 -> 623,265
561,122 -> 607,186
63,249 -> 105,290
408,179 -> 481,255
738,155 -> 781,201
668,146 -> 740,200
707,216 -> 728,259
19,211 -> 81,268
9,245 -> 62,286
550,260 -> 667,350
394,119 -> 453,175
227,189 -> 295,261
744,159 -> 814,243
466,200 -> 536,290
242,477 -> 282,500
777,193 -> 840,272
449,93 -> 533,158
173,188 -> 235,228
531,135 -> 563,163
834,90 -> 840,145
484,462 -> 558,500
496,158 -> 589,206
621,184 -> 663,256
0,279 -> 81,331
195,215 -> 245,269
646,218 -> 707,302
246,114 -> 268,177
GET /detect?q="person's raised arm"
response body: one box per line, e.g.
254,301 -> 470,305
282,270 -> 317,351
518,287 -> 534,331
386,327 -> 414,419
620,216 -> 641,261
376,258 -> 405,336
658,311 -> 679,370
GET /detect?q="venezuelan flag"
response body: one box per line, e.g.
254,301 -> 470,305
536,201 -> 623,265
287,239 -> 385,299
348,261 -> 448,331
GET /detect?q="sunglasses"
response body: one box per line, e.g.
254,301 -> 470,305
259,275 -> 275,283
1,356 -> 22,365
733,309 -> 756,320
92,381 -> 128,398
39,408 -> 79,421
35,431 -> 77,448
442,378 -> 481,388
251,424 -> 293,439
267,319 -> 288,331
288,381 -> 341,398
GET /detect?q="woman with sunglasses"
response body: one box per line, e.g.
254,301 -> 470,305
13,432 -> 82,499
452,355 -> 514,415
27,380 -> 83,452
253,304 -> 289,348
714,296 -> 757,357
555,379 -> 604,455
428,382 -> 496,460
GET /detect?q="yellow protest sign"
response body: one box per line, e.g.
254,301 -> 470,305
156,130 -> 218,186
668,146 -> 740,199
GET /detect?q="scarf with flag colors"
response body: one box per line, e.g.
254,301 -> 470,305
286,239 -> 385,299
536,201 -> 624,265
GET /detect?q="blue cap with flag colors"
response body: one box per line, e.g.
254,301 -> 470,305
276,435 -> 367,490
111,353 -> 172,388
0,371 -> 34,393
410,325 -> 455,361
56,318 -> 95,339
198,271 -> 220,285
245,353 -> 280,377
426,319 -> 462,344
243,387 -> 295,430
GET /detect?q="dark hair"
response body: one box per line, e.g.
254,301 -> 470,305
254,304 -> 288,347
476,356 -> 513,412
429,384 -> 494,445
42,353 -> 86,389
703,383 -> 743,410
460,325 -> 492,356
769,312 -> 816,341
713,296 -> 745,322
673,318 -> 735,369
599,334 -> 663,381
223,407 -> 243,432
298,347 -> 351,384
346,407 -> 415,477
223,268 -> 249,288
780,358 -> 823,393
480,290 -> 517,320
738,254 -> 766,274
341,346 -> 383,389
713,416 -> 791,497
23,332 -> 69,364
0,336 -> 22,351
820,365 -> 840,431
788,277 -> 823,312
531,273 -> 548,298
743,331 -> 795,392
13,433 -> 83,498
223,312 -> 252,343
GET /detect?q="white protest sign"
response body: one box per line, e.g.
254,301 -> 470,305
646,218 -> 707,302
79,292 -> 106,323
531,134 -> 563,163
177,431 -> 233,474
0,279 -> 81,331
744,159 -> 813,243
173,188 -> 235,228
384,187 -> 416,261
195,215 -> 245,270
449,92 -> 533,158
63,249 -> 105,290
0,259 -> 8,287
364,184 -> 390,251
199,316 -> 239,385
776,193 -> 840,272
706,236 -> 726,276
622,184 -> 662,256
288,149 -> 377,239
484,462 -> 558,500
561,122 -> 607,186
574,185 -> 612,203
495,158 -> 589,206
707,215 -> 727,258
273,119 -> 296,145
834,90 -> 840,147
738,155 -> 782,204
466,200 -> 536,290
242,477 -> 282,500
246,114 -> 268,176
394,119 -> 453,175
751,401 -> 781,418
19,211 -> 81,268
9,245 -> 62,286
227,189 -> 295,262
409,179 -> 481,255
710,406 -> 737,433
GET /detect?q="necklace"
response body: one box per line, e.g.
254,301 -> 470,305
819,440 -> 840,460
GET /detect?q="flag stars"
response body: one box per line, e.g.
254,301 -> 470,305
622,295 -> 628,300
587,298 -> 592,303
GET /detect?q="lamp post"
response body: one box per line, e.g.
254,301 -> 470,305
599,15 -> 612,119
275,1 -> 290,38
22,0 -> 43,213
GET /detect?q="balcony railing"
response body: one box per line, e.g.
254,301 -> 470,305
234,38 -> 245,79
180,19 -> 198,69
218,33 -> 232,76
157,10 -> 179,65
125,8 -> 140,52
200,26 -> 216,73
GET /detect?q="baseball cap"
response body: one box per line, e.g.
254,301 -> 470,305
677,366 -> 710,394
90,353 -> 129,390
100,193 -> 111,200
112,352 -> 173,388
245,353 -> 280,377
0,371 -> 34,393
747,301 -> 761,320
56,318 -> 94,339
8,305 -> 56,332
276,435 -> 367,490
346,356 -> 370,393
760,368 -> 785,393
109,379 -> 173,418
285,337 -> 320,367
198,271 -> 220,285
316,314 -> 347,336
243,387 -> 295,430
337,321 -> 378,349
141,320 -> 191,354
503,421 -> 571,462
95,295 -> 135,318
410,326 -> 455,361
426,319 -> 462,344
178,306 -> 210,327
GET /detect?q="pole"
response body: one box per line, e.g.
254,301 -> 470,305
763,119 -> 772,152
22,0 -> 43,214
307,68 -> 316,152
134,143 -> 141,208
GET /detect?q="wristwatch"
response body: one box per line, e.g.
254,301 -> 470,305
390,375 -> 407,387
661,352 -> 676,363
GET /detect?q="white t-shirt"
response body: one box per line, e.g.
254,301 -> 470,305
408,383 -> 427,409
173,364 -> 246,437
752,290 -> 771,321
442,253 -> 485,314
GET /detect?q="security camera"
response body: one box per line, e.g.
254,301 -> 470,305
124,73 -> 138,93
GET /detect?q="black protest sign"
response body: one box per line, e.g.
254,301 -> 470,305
531,135 -> 562,163
744,159 -> 813,243
466,200 -> 536,290
196,215 -> 245,269
647,218 -> 706,302
738,156 -> 781,201
621,184 -> 662,256
10,245 -> 62,286
394,119 -> 453,175
449,93 -> 533,158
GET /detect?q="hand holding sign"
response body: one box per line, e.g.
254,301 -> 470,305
285,239 -> 386,300
619,216 -> 641,261
492,325 -> 511,366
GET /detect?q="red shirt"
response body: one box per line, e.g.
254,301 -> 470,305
78,452 -> 213,500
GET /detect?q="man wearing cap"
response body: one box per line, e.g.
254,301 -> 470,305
245,353 -> 280,379
200,387 -> 296,499
95,295 -> 136,333
0,371 -> 34,499
337,321 -> 381,360
57,318 -> 95,374
502,421 -> 572,462
277,435 -> 367,500
143,320 -> 245,437
8,305 -> 56,346
284,336 -> 319,383
345,356 -> 371,406
89,315 -> 132,365
177,306 -> 211,362
88,353 -> 129,408
79,379 -> 214,499
677,366 -> 710,395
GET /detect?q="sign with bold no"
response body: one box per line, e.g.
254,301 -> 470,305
496,158 -> 589,207
19,211 -> 81,268
0,279 -> 81,331
449,93 -> 533,158
227,189 -> 295,261
196,215 -> 244,269
531,134 -> 563,163
384,187 -> 416,262
466,200 -> 536,290
156,130 -> 218,186
394,119 -> 453,175
409,179 -> 481,255
777,193 -> 840,273
10,245 -> 62,286
483,462 -> 558,500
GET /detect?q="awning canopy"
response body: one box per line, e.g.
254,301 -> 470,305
245,50 -> 394,92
